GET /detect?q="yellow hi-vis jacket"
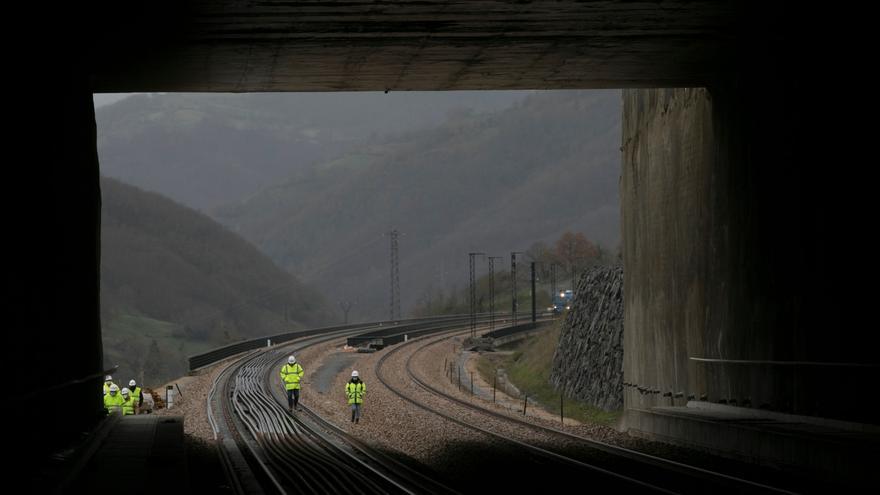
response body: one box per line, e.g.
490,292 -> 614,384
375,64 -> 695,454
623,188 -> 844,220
346,381 -> 366,405
121,395 -> 136,415
104,392 -> 124,414
130,386 -> 143,406
280,363 -> 304,390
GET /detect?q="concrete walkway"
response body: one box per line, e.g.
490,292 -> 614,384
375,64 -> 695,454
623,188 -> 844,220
312,352 -> 359,394
630,402 -> 880,484
68,415 -> 187,494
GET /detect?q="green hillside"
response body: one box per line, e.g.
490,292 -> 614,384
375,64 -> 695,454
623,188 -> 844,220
100,177 -> 334,386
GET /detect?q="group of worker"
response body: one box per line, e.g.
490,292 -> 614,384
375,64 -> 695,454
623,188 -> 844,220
102,375 -> 144,416
280,355 -> 366,424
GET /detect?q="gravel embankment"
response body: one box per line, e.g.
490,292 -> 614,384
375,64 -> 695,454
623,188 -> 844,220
413,332 -> 637,448
409,330 -> 800,479
296,334 -> 490,468
153,354 -> 247,442
151,329 -> 792,491
294,327 -> 629,471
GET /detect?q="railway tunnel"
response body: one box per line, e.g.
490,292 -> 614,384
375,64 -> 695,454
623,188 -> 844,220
10,0 -> 875,485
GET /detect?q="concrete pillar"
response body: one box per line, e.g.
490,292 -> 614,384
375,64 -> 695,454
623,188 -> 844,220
621,82 -> 879,428
10,72 -> 104,464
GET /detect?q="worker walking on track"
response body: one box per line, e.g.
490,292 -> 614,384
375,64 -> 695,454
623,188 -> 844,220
103,375 -> 117,395
128,379 -> 144,413
103,384 -> 124,415
346,370 -> 366,424
280,355 -> 304,412
120,388 -> 137,416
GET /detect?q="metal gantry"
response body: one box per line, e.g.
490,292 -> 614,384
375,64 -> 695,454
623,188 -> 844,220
468,252 -> 484,338
511,252 -> 522,325
488,256 -> 503,331
531,261 -> 537,323
339,300 -> 353,324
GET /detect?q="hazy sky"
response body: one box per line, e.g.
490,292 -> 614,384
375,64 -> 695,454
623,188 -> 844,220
94,93 -> 136,108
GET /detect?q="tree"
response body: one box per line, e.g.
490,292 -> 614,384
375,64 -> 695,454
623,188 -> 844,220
554,231 -> 599,283
525,241 -> 561,281
525,241 -> 553,263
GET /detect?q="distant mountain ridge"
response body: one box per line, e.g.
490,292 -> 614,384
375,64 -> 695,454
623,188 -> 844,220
96,91 -> 530,211
216,90 -> 622,319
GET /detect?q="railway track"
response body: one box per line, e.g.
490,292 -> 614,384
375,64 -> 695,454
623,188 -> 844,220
206,314 -> 799,494
375,326 -> 801,494
207,319 -> 468,494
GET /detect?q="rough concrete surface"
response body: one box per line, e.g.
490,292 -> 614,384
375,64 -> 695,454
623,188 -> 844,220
90,2 -> 738,92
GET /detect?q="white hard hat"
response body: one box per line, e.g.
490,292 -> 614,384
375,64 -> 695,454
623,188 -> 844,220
129,380 -> 137,387
288,355 -> 296,364
109,384 -> 119,393
351,370 -> 359,377
105,375 -> 113,381
121,388 -> 131,395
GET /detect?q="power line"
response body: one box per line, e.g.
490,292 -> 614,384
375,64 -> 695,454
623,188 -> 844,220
531,262 -> 537,323
468,252 -> 485,338
339,300 -> 354,324
511,251 -> 523,325
488,256 -> 503,331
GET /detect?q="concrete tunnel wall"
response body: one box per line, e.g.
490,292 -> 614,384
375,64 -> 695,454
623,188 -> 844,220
621,84 -> 879,427
10,76 -> 105,466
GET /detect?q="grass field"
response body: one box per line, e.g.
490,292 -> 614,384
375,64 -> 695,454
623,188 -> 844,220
102,313 -> 216,387
476,322 -> 620,426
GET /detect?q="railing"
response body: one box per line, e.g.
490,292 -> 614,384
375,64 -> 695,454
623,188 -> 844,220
481,316 -> 555,340
689,357 -> 880,367
344,313 -> 496,348
188,313 -> 484,371
344,311 -> 543,348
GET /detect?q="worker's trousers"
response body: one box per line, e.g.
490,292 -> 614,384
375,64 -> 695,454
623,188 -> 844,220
286,388 -> 300,409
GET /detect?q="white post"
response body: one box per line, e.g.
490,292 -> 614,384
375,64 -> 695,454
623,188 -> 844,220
166,385 -> 174,409
267,339 -> 271,347
404,334 -> 408,342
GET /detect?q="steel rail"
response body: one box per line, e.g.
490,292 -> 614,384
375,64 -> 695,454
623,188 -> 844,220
375,323 -> 676,492
233,347 -> 404,494
208,317 -> 483,494
396,327 -> 799,494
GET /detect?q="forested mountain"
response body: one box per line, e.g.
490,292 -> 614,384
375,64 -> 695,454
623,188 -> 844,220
100,177 -> 334,386
216,90 -> 622,318
96,90 -> 621,322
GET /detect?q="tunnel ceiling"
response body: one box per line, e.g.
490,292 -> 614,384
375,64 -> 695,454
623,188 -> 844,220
89,1 -> 742,92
